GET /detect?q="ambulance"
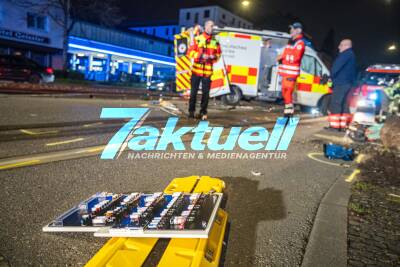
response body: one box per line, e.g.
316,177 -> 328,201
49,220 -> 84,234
174,26 -> 332,114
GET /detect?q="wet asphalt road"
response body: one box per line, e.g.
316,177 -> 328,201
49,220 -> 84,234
0,95 -> 351,266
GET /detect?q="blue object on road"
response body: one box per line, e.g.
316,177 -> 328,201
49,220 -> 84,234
323,143 -> 355,161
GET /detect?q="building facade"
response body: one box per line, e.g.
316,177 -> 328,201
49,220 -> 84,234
130,25 -> 180,41
68,21 -> 175,82
129,5 -> 253,41
0,0 -> 64,68
178,6 -> 253,29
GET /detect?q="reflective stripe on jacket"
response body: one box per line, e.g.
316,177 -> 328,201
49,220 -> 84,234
278,35 -> 305,78
187,32 -> 221,77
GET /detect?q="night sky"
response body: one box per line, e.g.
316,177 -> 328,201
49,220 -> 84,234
119,0 -> 400,68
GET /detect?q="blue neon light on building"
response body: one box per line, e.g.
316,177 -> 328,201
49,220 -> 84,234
68,36 -> 175,66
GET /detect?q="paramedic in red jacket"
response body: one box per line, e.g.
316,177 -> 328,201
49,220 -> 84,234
277,22 -> 306,116
187,20 -> 221,120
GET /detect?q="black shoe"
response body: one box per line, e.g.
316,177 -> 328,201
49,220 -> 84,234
188,112 -> 195,119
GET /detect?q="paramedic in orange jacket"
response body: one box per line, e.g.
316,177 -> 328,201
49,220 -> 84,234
187,20 -> 221,120
277,22 -> 306,116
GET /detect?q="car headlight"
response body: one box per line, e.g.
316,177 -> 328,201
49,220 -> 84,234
357,99 -> 367,106
368,92 -> 378,101
157,82 -> 165,87
146,82 -> 151,86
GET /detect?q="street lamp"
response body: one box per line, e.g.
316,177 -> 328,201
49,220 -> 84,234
241,0 -> 251,8
388,44 -> 396,51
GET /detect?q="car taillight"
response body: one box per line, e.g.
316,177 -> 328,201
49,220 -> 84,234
46,67 -> 53,74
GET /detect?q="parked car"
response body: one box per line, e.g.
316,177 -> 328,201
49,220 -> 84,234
0,55 -> 55,83
146,79 -> 176,92
347,64 -> 400,114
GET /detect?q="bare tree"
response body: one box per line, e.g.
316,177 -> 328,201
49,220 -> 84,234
12,0 -> 123,70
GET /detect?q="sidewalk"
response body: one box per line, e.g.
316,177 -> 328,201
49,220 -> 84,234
301,165 -> 354,267
0,81 -> 179,98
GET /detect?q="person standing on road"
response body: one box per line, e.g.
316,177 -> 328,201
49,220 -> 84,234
187,20 -> 221,120
328,39 -> 357,130
277,22 -> 306,116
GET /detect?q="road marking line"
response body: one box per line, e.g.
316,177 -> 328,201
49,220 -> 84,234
0,145 -> 106,170
356,154 -> 365,164
0,160 -> 41,170
83,122 -> 103,128
46,138 -> 85,146
307,152 -> 351,167
20,129 -> 59,135
346,169 -> 360,182
87,146 -> 106,153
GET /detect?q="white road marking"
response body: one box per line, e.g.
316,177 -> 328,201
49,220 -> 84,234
46,138 -> 85,146
20,129 -> 59,135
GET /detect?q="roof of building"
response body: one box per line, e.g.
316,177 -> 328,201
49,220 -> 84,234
74,20 -> 173,45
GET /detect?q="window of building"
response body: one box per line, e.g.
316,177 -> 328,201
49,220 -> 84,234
238,21 -> 241,27
186,12 -> 191,20
222,14 -> 226,20
204,10 -> 210,18
172,27 -> 176,35
231,18 -> 235,25
27,12 -> 48,31
152,28 -> 156,35
165,28 -> 169,35
194,13 -> 199,24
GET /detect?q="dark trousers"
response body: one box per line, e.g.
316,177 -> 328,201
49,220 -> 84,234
329,84 -> 352,114
189,74 -> 211,115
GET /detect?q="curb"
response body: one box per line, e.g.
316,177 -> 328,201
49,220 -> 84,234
301,169 -> 354,267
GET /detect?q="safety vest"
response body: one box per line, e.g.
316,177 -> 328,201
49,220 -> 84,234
278,35 -> 305,78
187,32 -> 221,78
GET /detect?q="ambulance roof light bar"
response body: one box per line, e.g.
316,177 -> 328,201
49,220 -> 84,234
213,26 -> 291,40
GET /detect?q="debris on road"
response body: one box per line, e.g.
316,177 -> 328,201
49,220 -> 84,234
158,100 -> 182,116
251,170 -> 262,176
323,143 -> 355,161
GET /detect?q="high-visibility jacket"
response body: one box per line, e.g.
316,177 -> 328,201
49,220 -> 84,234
278,35 -> 305,78
187,32 -> 221,78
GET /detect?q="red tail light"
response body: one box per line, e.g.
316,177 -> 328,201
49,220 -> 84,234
45,67 -> 53,74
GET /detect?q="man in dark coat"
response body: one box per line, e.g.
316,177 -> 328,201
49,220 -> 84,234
328,39 -> 357,130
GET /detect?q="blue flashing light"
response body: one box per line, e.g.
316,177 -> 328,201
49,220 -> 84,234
68,36 -> 175,66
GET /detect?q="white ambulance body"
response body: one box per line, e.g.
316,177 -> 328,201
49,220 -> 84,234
210,27 -> 332,113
